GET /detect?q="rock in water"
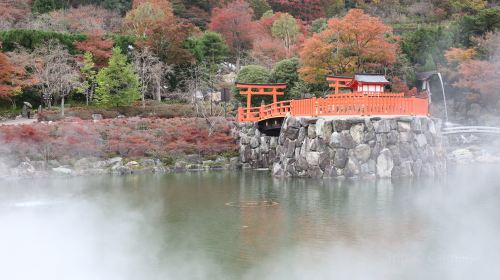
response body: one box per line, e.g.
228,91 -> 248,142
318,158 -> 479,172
52,167 -> 73,175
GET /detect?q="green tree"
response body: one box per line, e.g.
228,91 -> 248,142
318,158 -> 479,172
32,0 -> 66,14
187,31 -> 228,65
325,0 -> 345,17
271,13 -> 300,57
95,47 -> 140,107
249,0 -> 272,19
270,57 -> 299,97
310,18 -> 327,34
78,52 -> 97,106
450,0 -> 486,14
102,0 -> 132,15
401,26 -> 454,68
0,29 -> 86,54
457,7 -> 500,47
233,65 -> 270,105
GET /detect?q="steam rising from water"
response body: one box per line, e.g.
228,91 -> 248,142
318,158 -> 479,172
0,167 -> 499,279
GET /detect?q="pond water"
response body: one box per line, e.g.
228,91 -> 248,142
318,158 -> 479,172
1,165 -> 500,280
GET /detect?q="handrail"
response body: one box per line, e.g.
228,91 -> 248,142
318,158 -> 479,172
238,93 -> 429,122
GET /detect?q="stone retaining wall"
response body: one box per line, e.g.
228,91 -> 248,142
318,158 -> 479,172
235,116 -> 446,179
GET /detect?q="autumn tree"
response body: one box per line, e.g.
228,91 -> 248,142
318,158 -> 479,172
299,9 -> 397,84
0,51 -> 25,105
95,47 -> 140,107
75,33 -> 114,68
208,0 -> 254,71
132,46 -> 169,106
250,11 -> 305,66
455,60 -> 500,104
452,32 -> 500,105
124,0 -> 195,64
0,0 -> 32,28
32,41 -> 80,115
48,5 -> 122,33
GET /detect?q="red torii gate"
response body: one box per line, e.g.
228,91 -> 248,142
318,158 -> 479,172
326,76 -> 353,95
236,83 -> 287,108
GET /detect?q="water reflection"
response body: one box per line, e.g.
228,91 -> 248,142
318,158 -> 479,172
0,165 -> 499,279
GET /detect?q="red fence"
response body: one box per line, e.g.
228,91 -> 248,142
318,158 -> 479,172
237,93 -> 429,122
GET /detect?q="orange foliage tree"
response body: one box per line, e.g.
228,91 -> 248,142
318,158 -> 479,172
455,60 -> 500,103
444,48 -> 477,66
208,0 -> 255,70
299,9 -> 397,84
124,0 -> 195,64
0,50 -> 33,106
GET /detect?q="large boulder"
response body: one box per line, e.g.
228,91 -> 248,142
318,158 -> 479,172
316,119 -> 333,141
285,127 -> 299,140
415,134 -> 427,147
286,140 -> 296,158
450,148 -> 474,163
387,130 -> 399,145
53,166 -> 73,175
350,123 -> 365,144
397,121 -> 411,132
334,148 -> 348,169
374,119 -> 391,133
354,144 -> 371,163
329,131 -> 355,149
376,148 -> 394,178
250,137 -> 260,148
286,117 -> 301,129
297,127 -> 306,144
306,151 -> 320,166
14,162 -> 35,176
307,166 -> 324,178
272,163 -> 285,177
296,156 -> 308,171
344,157 -> 360,178
307,124 -> 317,138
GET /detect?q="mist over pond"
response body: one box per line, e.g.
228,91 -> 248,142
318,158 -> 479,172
1,164 -> 500,280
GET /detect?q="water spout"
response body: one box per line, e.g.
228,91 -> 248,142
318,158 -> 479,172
437,73 -> 449,123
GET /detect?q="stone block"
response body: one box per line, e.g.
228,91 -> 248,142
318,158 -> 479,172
334,148 -> 348,169
376,148 -> 394,178
316,119 -> 333,141
308,124 -> 317,138
374,119 -> 391,133
306,151 -> 320,166
354,144 -> 371,163
350,123 -> 365,144
286,127 -> 299,140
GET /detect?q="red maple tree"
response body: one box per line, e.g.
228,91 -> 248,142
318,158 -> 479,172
75,33 -> 114,68
208,0 -> 255,70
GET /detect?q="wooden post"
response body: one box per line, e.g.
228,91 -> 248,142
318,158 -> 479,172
247,93 -> 252,108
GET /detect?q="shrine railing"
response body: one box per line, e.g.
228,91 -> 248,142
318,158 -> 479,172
237,92 -> 429,122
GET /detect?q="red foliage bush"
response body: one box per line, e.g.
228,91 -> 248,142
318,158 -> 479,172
0,117 -> 237,161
